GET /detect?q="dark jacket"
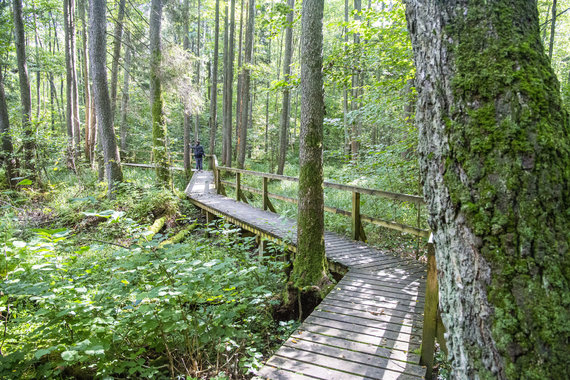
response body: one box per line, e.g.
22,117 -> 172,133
194,144 -> 204,158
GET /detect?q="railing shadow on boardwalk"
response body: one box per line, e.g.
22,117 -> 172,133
173,155 -> 447,379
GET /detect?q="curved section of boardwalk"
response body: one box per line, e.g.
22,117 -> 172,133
186,171 -> 427,379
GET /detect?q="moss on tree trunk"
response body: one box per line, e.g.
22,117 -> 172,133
406,0 -> 570,378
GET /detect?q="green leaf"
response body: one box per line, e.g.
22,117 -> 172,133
34,347 -> 54,359
61,350 -> 78,361
16,179 -> 32,186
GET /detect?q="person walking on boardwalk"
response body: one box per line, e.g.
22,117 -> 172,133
193,141 -> 205,171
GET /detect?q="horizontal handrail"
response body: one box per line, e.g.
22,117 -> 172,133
122,162 -> 185,171
221,180 -> 430,238
217,165 -> 425,205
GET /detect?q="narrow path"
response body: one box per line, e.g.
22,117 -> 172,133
186,171 -> 427,379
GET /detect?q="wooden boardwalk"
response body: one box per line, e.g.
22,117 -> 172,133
186,171 -> 427,379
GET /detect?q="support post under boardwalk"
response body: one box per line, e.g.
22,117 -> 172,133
352,191 -> 361,241
236,172 -> 241,201
420,235 -> 438,379
263,177 -> 269,210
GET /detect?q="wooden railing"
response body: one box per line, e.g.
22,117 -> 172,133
206,155 -> 443,378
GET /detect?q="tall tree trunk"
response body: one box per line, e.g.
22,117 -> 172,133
221,1 -> 229,165
149,0 -> 170,184
343,0 -> 349,155
222,0 -> 236,166
89,0 -> 123,196
183,0 -> 192,177
292,0 -> 329,307
233,0 -> 245,165
277,0 -> 294,175
194,0 -> 201,142
0,68 -> 18,188
208,0 -> 220,158
13,0 -> 36,177
110,0 -> 126,118
237,0 -> 254,169
79,0 -> 94,162
119,30 -> 131,155
548,0 -> 557,60
64,0 -> 81,166
350,0 -> 361,159
406,0 -> 570,378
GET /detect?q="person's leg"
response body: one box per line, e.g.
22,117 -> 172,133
195,157 -> 199,170
198,156 -> 203,171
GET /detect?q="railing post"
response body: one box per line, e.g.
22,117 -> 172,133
236,172 -> 241,201
420,234 -> 438,379
263,177 -> 269,210
352,191 -> 361,241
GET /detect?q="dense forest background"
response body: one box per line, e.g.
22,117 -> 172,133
1,0 -> 569,378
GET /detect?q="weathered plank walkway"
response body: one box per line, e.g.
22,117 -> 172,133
186,171 -> 427,379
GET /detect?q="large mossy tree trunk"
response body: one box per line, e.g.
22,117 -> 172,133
276,0 -> 294,175
291,0 -> 330,316
149,0 -> 171,184
406,0 -> 570,378
89,0 -> 123,196
13,0 -> 36,178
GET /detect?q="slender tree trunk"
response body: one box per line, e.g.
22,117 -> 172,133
183,0 -> 192,177
222,0 -> 236,166
79,0 -> 94,162
350,0 -> 361,159
233,0 -> 245,164
89,0 -> 123,196
548,0 -> 557,60
110,0 -> 126,118
194,0 -> 201,142
237,0 -> 254,169
13,0 -> 36,177
406,0 -> 570,377
221,1 -> 229,165
0,68 -> 18,188
343,0 -> 349,155
120,30 -> 131,155
292,0 -> 329,306
208,0 -> 220,158
64,0 -> 81,166
277,0 -> 294,175
149,0 -> 170,184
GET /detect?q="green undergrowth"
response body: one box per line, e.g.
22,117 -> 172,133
0,168 -> 296,379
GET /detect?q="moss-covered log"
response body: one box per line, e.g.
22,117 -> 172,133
406,0 -> 570,378
142,217 -> 166,242
158,222 -> 198,248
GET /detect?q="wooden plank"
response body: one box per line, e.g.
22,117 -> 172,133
272,346 -> 420,380
319,298 -> 424,323
304,315 -> 422,349
308,310 -> 422,338
282,337 -> 425,377
317,303 -> 420,328
326,289 -> 424,312
264,354 -> 375,380
333,283 -> 425,304
289,329 -> 420,364
257,364 -> 319,379
337,278 -> 425,299
344,271 -> 424,287
298,321 -> 420,353
323,293 -> 425,318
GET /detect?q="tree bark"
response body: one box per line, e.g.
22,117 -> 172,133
233,0 -> 245,165
194,0 -> 201,143
277,0 -> 294,175
64,0 -> 81,166
13,0 -> 36,177
110,0 -> 126,119
350,0 -> 361,159
89,0 -> 123,196
222,0 -> 235,167
119,30 -> 131,155
149,0 -> 170,184
183,0 -> 192,177
221,1 -> 229,165
406,0 -> 570,378
237,0 -> 254,169
0,68 -> 18,188
208,0 -> 220,158
292,0 -> 328,291
548,0 -> 557,60
79,0 -> 94,163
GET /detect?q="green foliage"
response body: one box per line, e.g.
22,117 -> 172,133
0,213 -> 292,379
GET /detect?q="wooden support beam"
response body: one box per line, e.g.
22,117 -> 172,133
236,172 -> 241,201
352,191 -> 361,241
262,177 -> 277,212
420,236 -> 438,379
